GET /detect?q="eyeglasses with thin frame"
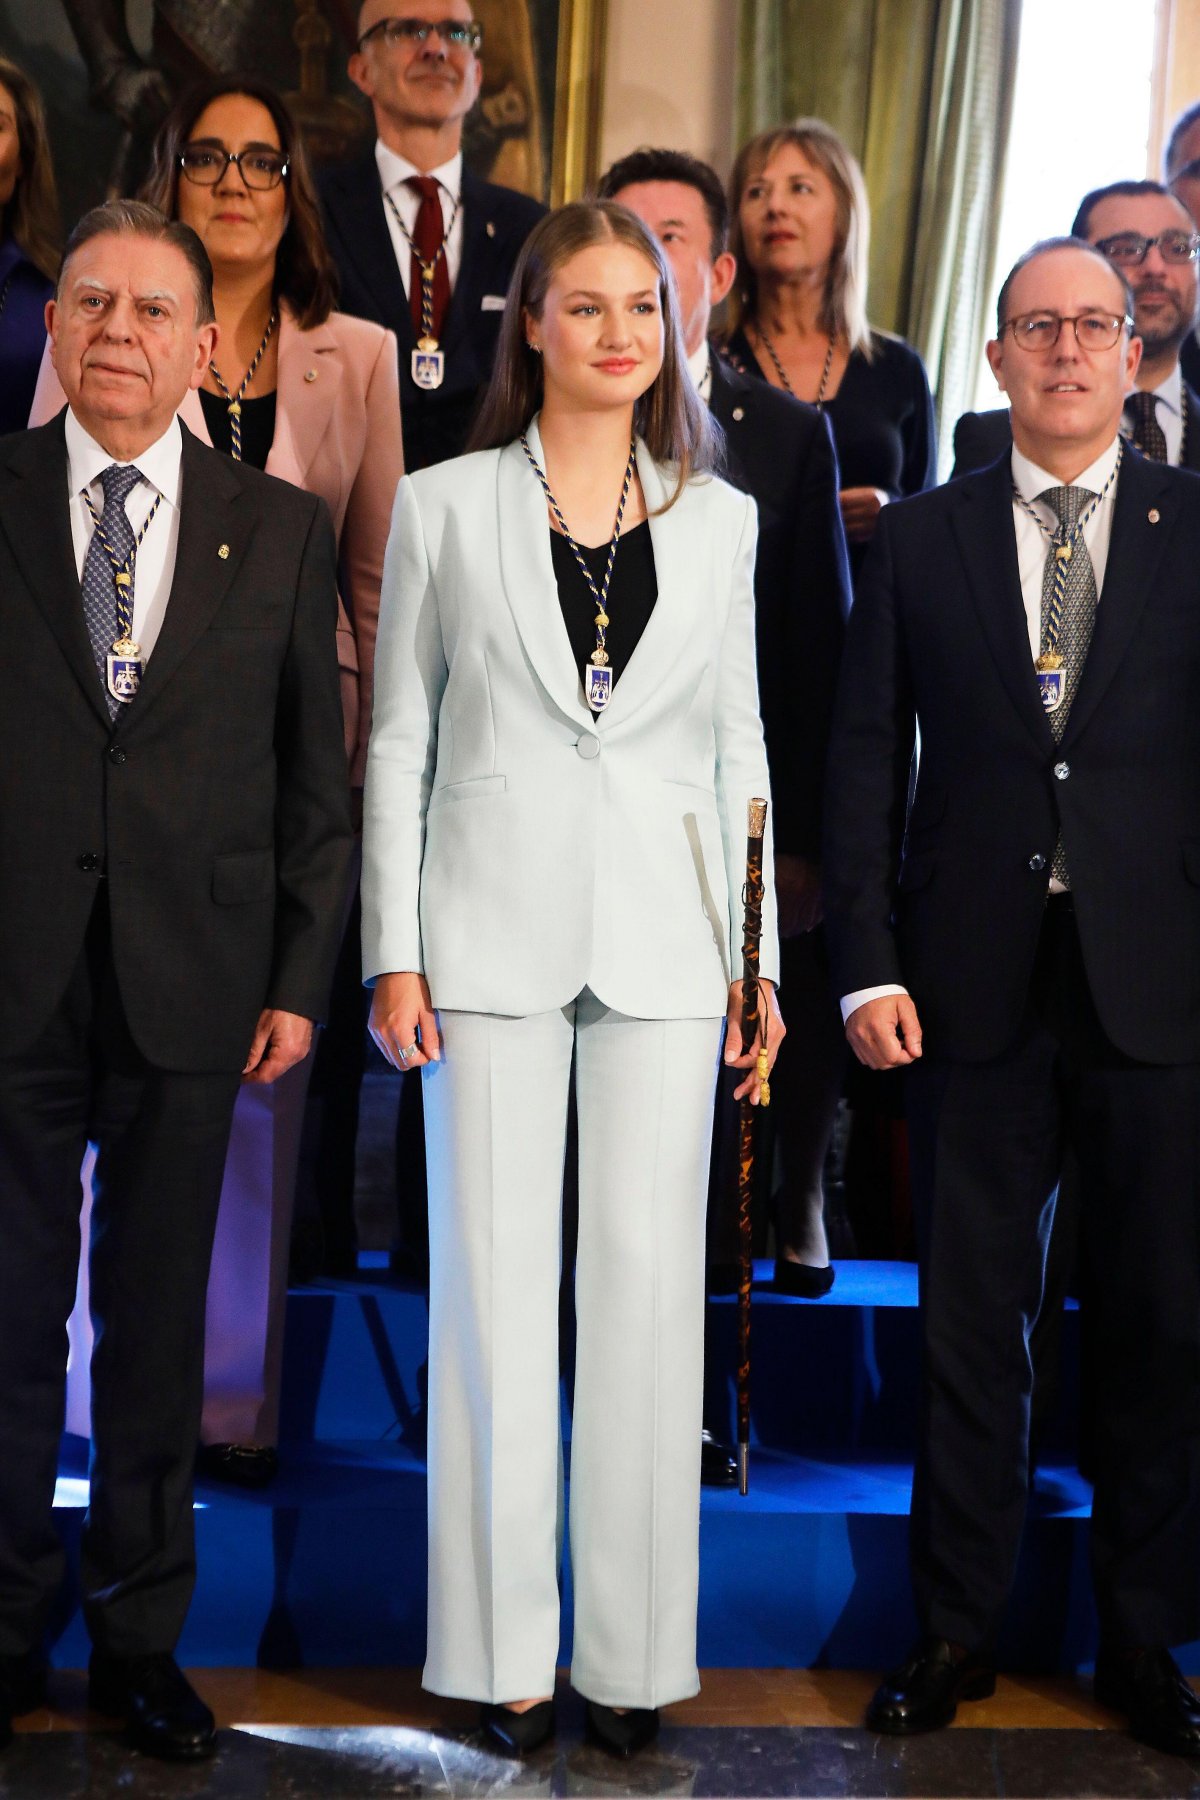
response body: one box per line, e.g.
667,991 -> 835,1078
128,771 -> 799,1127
1093,229 -> 1200,268
356,16 -> 483,52
1002,311 -> 1132,353
179,144 -> 290,191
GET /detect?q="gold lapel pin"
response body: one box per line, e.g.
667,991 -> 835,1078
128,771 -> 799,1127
304,368 -> 318,383
486,220 -> 496,238
1148,508 -> 1161,524
732,406 -> 745,422
218,543 -> 230,559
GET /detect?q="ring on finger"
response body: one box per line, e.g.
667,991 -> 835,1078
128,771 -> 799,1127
401,1040 -> 419,1061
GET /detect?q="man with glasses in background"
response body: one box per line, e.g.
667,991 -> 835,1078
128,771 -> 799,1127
1165,101 -> 1200,393
825,237 -> 1200,1755
319,0 -> 544,472
953,181 -> 1200,475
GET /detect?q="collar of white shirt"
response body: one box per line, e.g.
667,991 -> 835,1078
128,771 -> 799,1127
375,141 -> 463,208
1010,435 -> 1122,520
64,408 -> 184,515
686,339 -> 712,402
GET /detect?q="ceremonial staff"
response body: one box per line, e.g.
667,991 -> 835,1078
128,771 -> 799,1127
737,797 -> 771,1495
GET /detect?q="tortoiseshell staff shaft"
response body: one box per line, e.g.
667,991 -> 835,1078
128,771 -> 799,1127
737,797 -> 769,1496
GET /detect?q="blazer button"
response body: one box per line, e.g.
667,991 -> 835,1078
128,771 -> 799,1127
1028,853 -> 1046,871
576,735 -> 601,760
108,745 -> 127,765
77,852 -> 101,873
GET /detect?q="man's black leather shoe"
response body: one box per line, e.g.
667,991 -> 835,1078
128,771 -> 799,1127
480,1699 -> 555,1755
1094,1646 -> 1200,1757
89,1652 -> 216,1762
585,1700 -> 659,1757
700,1429 -> 737,1488
0,1649 -> 48,1745
196,1443 -> 279,1489
867,1638 -> 995,1734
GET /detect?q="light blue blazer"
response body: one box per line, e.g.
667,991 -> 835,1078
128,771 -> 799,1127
361,416 -> 778,1019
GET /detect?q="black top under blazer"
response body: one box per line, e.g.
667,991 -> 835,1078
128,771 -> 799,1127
0,415 -> 353,1071
823,446 -> 1200,1066
951,385 -> 1200,477
709,351 -> 852,859
317,157 -> 545,470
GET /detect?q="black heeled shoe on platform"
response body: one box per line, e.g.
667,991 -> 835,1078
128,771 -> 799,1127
480,1699 -> 556,1755
585,1700 -> 660,1757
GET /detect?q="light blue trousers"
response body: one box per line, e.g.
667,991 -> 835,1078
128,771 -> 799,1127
421,989 -> 723,1708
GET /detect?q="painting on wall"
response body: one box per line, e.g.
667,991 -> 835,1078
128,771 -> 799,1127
0,0 -> 606,233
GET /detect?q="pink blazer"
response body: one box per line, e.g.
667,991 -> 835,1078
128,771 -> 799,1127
29,303 -> 403,787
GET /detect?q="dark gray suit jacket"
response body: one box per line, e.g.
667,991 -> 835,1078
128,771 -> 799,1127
0,414 -> 353,1069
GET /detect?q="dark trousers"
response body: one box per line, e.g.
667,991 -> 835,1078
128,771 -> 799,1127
906,895 -> 1200,1653
0,891 -> 240,1658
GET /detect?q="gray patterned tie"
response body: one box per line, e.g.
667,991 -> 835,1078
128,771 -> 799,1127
1038,484 -> 1097,887
81,463 -> 143,719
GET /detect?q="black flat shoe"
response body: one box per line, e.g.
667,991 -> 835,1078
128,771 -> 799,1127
585,1700 -> 659,1757
867,1637 -> 995,1734
480,1700 -> 555,1755
196,1443 -> 279,1489
1094,1646 -> 1200,1758
773,1259 -> 835,1298
700,1429 -> 737,1489
89,1652 -> 216,1762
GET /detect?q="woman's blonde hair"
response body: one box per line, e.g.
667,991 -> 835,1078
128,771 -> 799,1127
469,200 -> 721,508
727,118 -> 874,360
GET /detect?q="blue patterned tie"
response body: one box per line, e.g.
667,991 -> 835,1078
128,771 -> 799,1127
81,463 -> 143,719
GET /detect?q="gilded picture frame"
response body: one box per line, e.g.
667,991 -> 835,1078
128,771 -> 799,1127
550,0 -> 609,205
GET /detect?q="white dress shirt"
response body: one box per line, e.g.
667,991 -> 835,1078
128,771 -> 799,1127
686,339 -> 712,402
375,141 -> 464,302
1120,363 -> 1184,466
840,434 -> 1124,1023
65,408 -> 183,664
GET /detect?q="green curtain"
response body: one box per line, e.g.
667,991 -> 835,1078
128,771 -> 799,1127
736,0 -> 1022,474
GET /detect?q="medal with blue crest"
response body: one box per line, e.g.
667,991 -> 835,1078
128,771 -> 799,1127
83,487 -> 161,705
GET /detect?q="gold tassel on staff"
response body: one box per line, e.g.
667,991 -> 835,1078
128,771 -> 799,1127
737,797 -> 770,1496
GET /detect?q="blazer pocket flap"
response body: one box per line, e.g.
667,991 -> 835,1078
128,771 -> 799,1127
212,849 -> 275,904
429,773 -> 507,807
898,851 -> 936,892
1183,841 -> 1200,886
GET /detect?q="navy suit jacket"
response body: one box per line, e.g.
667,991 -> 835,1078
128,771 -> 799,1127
317,156 -> 545,470
709,351 -> 851,859
824,447 -> 1200,1064
951,383 -> 1200,476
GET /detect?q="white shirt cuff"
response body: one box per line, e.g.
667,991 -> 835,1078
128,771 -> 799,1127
840,984 -> 909,1024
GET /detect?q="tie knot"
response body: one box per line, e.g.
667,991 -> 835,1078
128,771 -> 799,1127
99,463 -> 143,510
1037,484 -> 1092,532
406,175 -> 442,205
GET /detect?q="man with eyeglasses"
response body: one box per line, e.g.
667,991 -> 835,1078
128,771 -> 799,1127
318,0 -> 545,473
954,181 -> 1200,475
1165,100 -> 1200,393
826,236 -> 1200,1755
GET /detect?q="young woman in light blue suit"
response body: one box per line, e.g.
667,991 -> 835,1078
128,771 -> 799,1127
362,202 -> 784,1757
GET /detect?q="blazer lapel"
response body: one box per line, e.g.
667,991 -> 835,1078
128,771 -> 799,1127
0,415 -> 112,727
496,418 -> 590,726
598,443 -> 692,729
267,306 -> 341,490
1063,450 -> 1175,745
337,160 -> 413,351
121,425 -> 252,730
1184,383 -> 1200,472
950,458 -> 1054,755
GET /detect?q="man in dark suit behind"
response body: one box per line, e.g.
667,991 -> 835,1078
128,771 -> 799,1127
1165,101 -> 1200,392
601,147 -> 852,1483
825,236 -> 1200,1756
319,0 -> 545,472
0,202 -> 351,1762
953,180 -> 1200,476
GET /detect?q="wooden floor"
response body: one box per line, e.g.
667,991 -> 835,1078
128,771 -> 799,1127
13,1666 -> 1124,1736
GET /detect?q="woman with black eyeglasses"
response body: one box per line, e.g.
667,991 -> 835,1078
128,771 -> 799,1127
31,76 -> 404,1486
